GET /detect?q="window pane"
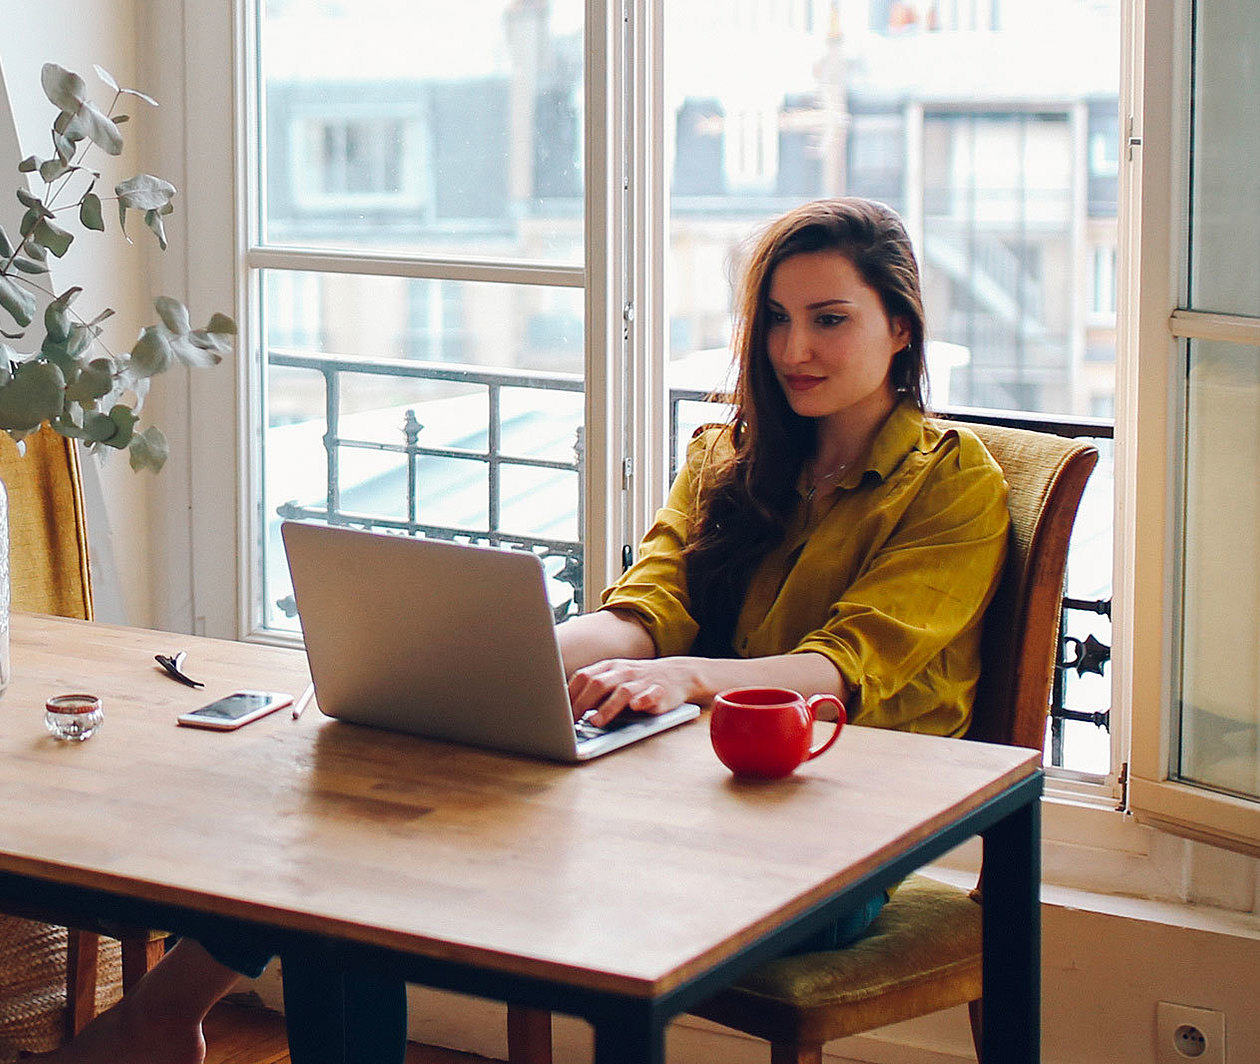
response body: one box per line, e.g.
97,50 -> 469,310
1178,339 -> 1260,800
664,4 -> 1120,422
1188,0 -> 1260,313
258,0 -> 584,265
260,270 -> 584,633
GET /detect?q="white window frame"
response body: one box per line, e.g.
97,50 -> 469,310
155,0 -> 1260,902
1120,0 -> 1260,859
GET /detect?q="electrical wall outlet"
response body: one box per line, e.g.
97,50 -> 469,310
1156,1002 -> 1226,1064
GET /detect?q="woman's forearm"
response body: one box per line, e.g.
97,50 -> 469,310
682,651 -> 850,712
556,608 -> 656,676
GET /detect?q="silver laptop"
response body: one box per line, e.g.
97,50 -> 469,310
281,522 -> 700,761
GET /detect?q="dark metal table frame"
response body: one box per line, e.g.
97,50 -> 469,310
0,771 -> 1041,1064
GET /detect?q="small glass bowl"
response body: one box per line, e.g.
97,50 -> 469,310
45,693 -> 104,742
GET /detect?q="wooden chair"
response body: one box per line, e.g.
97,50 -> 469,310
505,421 -> 1098,1064
0,427 -> 167,1047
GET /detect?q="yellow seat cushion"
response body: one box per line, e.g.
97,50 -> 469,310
690,875 -> 982,1044
0,427 -> 92,621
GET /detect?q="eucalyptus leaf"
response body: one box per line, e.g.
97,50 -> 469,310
154,296 -> 190,335
41,333 -> 74,373
80,192 -> 104,231
92,64 -> 119,93
114,115 -> 130,125
32,217 -> 73,257
115,174 -> 176,211
65,357 -> 115,403
21,239 -> 46,262
52,133 -> 74,162
82,405 -> 136,446
39,157 -> 69,183
43,301 -> 70,342
16,188 -> 49,214
11,257 -> 49,275
51,415 -> 87,440
106,403 -> 139,447
121,87 -> 159,108
0,277 -> 35,328
0,360 -> 65,431
168,333 -> 223,367
143,208 -> 167,250
204,313 -> 237,336
129,425 -> 168,472
44,290 -> 77,342
41,63 -> 86,113
0,225 -> 10,257
129,325 -> 173,377
65,322 -> 93,359
64,102 -> 123,157
51,287 -> 83,310
17,156 -> 38,173
86,307 -> 115,329
18,209 -> 40,238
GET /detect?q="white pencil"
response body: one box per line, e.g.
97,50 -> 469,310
291,683 -> 316,720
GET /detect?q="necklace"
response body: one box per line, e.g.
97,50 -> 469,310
805,457 -> 853,503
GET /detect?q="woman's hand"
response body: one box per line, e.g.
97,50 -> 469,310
568,657 -> 699,726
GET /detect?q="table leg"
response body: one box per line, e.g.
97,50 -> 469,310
981,793 -> 1041,1064
593,1010 -> 665,1064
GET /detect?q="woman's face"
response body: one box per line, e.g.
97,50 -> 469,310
764,249 -> 910,429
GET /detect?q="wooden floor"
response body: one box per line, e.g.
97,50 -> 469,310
203,1002 -> 501,1064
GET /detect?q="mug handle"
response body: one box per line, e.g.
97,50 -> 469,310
804,694 -> 847,761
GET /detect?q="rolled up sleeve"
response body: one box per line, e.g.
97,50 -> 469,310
599,431 -> 719,656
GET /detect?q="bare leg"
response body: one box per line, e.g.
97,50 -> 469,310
30,938 -> 241,1064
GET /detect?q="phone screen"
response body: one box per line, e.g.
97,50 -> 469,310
188,692 -> 277,721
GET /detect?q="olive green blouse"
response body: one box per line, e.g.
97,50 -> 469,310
599,402 -> 1010,737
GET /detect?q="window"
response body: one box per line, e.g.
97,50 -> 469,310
181,0 -> 1123,787
289,112 -> 425,209
251,0 -> 590,635
1127,0 -> 1260,856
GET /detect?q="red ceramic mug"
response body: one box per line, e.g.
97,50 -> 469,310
710,687 -> 846,779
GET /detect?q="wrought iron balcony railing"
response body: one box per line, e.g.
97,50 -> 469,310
270,350 -> 1112,770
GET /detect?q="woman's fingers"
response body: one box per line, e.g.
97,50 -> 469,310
569,661 -> 676,725
569,660 -> 629,719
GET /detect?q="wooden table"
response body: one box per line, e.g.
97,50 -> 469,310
0,614 -> 1042,1063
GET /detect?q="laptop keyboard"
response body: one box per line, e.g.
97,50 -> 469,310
574,709 -> 660,744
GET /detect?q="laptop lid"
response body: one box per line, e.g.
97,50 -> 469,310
282,522 -> 584,761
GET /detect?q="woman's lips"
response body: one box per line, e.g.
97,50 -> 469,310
783,375 -> 825,392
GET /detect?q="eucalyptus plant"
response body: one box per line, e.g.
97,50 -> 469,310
0,62 -> 232,472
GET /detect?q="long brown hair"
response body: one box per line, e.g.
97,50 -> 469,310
684,198 -> 928,656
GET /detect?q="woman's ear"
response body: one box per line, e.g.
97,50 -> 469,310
890,316 -> 912,348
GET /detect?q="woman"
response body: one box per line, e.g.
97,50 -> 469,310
33,197 -> 1008,1064
564,196 -> 1007,744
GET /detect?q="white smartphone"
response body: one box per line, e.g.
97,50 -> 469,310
176,690 -> 294,731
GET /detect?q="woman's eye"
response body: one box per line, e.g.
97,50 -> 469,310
766,309 -> 789,325
817,314 -> 847,327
